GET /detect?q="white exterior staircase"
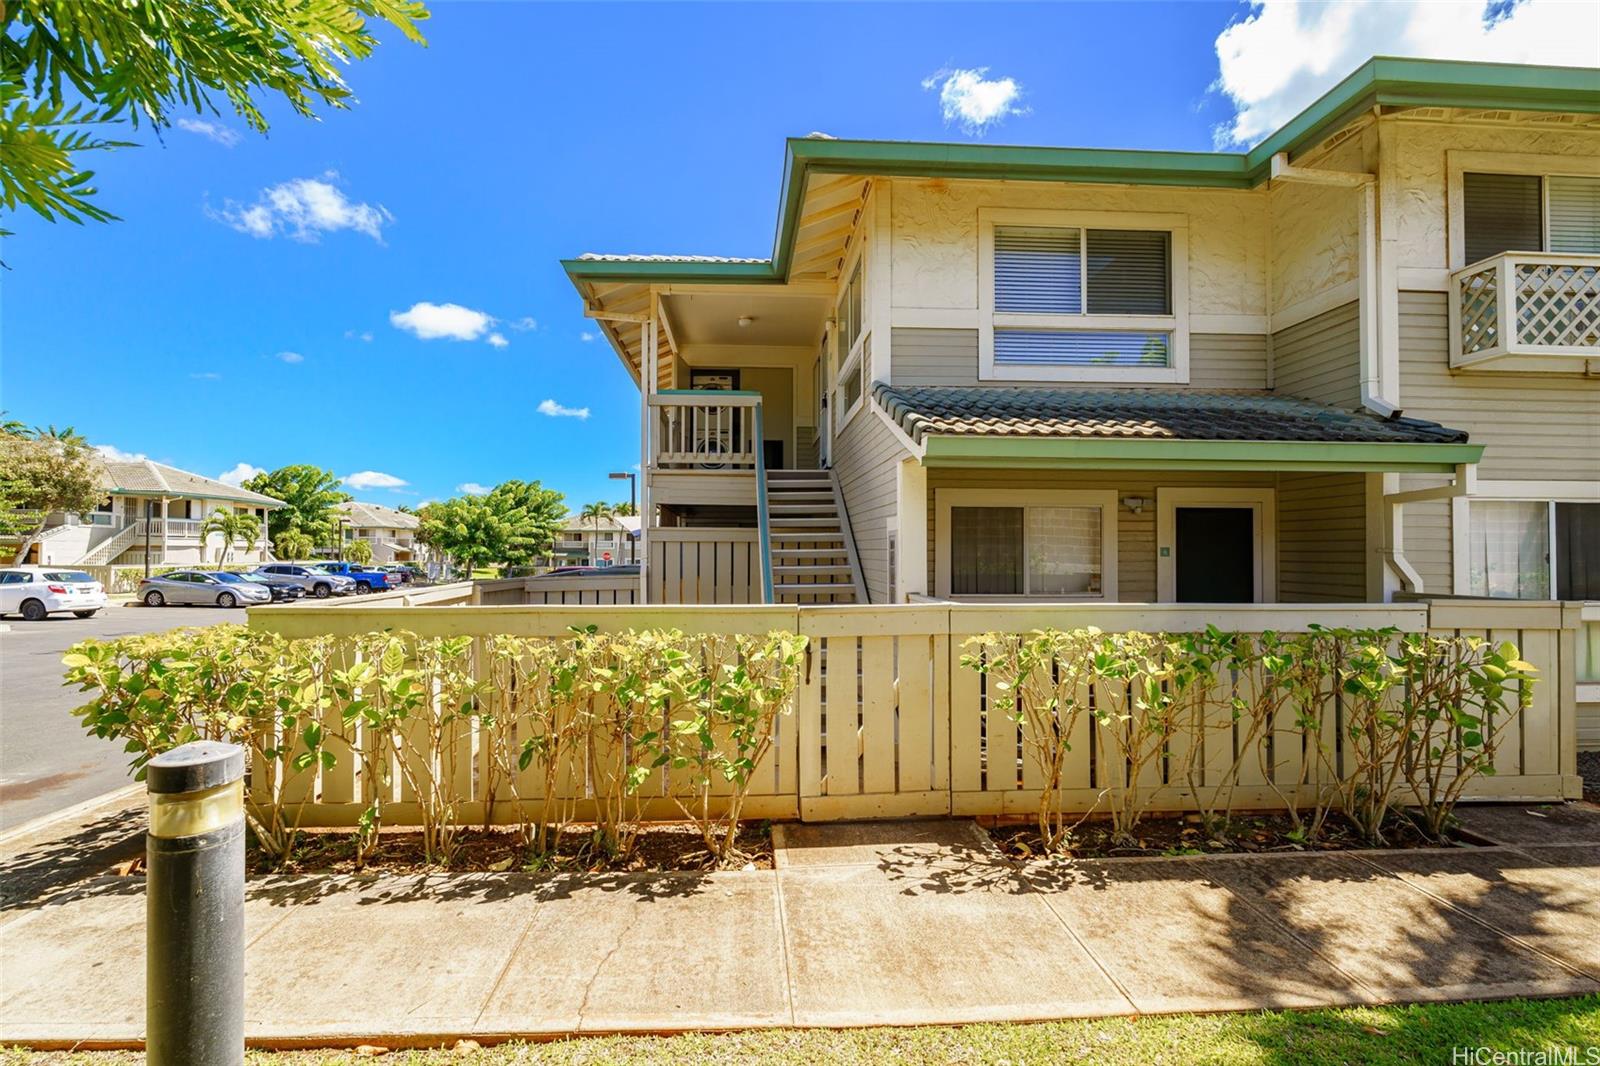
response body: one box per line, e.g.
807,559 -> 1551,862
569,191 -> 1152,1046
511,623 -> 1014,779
77,520 -> 146,566
763,470 -> 866,604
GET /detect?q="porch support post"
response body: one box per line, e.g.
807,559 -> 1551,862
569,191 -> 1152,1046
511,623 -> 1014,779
1368,472 -> 1419,602
895,459 -> 927,602
160,497 -> 170,566
639,306 -> 658,603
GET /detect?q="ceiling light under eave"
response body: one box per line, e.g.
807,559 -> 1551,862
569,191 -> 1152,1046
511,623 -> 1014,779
737,316 -> 754,328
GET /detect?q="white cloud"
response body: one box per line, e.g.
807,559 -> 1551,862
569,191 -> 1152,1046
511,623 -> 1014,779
922,67 -> 1028,134
209,171 -> 391,242
218,462 -> 265,487
94,444 -> 148,463
176,118 -> 241,147
1213,0 -> 1600,147
276,351 -> 304,364
510,317 -> 537,331
343,470 -> 408,490
579,331 -> 597,343
344,329 -> 374,342
456,482 -> 491,496
486,332 -> 509,349
390,301 -> 496,342
537,399 -> 590,420
190,371 -> 222,380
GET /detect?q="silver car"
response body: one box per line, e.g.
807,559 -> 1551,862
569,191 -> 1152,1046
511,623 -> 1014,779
251,564 -> 357,599
139,570 -> 273,609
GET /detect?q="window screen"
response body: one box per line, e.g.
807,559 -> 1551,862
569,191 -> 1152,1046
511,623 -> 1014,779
1026,506 -> 1103,595
1547,176 -> 1600,255
994,331 -> 1170,367
950,506 -> 1022,595
994,227 -> 1082,313
1463,172 -> 1542,264
1086,229 -> 1170,315
1556,502 -> 1600,600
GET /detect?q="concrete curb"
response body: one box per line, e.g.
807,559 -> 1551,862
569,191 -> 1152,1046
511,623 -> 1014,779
0,783 -> 143,850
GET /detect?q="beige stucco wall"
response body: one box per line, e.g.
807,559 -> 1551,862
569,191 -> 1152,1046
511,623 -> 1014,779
887,177 -> 1269,318
1269,128 -> 1367,316
1387,118 -> 1600,273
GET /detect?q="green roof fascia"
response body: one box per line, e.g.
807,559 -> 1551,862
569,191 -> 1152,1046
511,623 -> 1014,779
919,436 -> 1484,474
562,58 -> 1600,288
1243,56 -> 1600,171
106,487 -> 284,508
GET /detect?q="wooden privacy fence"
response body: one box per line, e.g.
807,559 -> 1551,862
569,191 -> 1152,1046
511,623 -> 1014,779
247,599 -> 1585,826
474,573 -> 640,605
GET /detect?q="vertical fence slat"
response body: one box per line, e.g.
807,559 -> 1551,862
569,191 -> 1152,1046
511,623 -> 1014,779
949,635 -> 983,795
859,637 -> 896,794
896,635 -> 934,794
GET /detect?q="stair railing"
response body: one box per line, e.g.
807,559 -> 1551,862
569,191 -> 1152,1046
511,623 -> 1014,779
754,402 -> 774,604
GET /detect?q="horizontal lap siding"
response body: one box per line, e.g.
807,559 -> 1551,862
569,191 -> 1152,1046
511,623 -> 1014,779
834,408 -> 910,604
1403,498 -> 1453,596
1271,301 -> 1360,408
1398,290 -> 1600,483
1278,473 -> 1366,601
889,328 -> 1268,389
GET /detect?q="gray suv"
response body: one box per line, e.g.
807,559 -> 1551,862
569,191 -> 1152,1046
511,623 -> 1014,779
252,564 -> 356,599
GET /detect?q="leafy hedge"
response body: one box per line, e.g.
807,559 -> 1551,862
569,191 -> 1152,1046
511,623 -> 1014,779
963,625 -> 1536,850
63,625 -> 806,868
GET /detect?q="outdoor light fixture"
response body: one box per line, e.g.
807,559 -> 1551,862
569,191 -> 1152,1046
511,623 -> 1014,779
1120,496 -> 1149,514
737,315 -> 754,328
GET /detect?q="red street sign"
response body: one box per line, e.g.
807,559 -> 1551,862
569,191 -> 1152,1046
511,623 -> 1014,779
602,552 -> 612,561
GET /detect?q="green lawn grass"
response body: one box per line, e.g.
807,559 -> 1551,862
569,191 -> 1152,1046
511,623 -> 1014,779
7,996 -> 1598,1065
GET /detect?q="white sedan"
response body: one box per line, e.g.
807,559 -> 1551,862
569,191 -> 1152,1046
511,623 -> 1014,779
0,567 -> 109,621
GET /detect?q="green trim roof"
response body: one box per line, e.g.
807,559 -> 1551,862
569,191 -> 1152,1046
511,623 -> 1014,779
564,57 -> 1600,286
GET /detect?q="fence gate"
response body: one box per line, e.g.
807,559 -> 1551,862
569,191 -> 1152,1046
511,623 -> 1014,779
795,607 -> 952,820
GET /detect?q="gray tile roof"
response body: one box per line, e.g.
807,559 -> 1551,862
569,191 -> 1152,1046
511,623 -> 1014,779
337,500 -> 419,530
98,459 -> 285,507
872,384 -> 1471,445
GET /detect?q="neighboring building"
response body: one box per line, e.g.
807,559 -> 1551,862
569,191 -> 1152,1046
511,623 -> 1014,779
15,458 -> 284,567
333,501 -> 428,565
566,58 -> 1598,739
553,514 -> 640,568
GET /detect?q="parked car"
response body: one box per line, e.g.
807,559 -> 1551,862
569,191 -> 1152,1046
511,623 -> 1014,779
252,564 -> 357,599
240,573 -> 305,603
0,567 -> 108,621
140,570 -> 273,609
311,561 -> 397,593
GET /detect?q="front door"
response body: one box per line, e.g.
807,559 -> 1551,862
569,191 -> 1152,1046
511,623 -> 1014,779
1174,507 -> 1255,602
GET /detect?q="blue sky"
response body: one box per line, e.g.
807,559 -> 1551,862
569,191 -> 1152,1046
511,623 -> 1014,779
3,1 -> 1592,510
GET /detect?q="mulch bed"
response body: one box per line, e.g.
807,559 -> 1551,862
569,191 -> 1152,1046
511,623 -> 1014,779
1578,750 -> 1600,805
983,809 -> 1467,861
230,822 -> 775,877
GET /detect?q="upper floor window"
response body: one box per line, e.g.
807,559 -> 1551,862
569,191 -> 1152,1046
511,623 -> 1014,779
1463,171 -> 1600,264
834,256 -> 868,425
980,209 -> 1188,384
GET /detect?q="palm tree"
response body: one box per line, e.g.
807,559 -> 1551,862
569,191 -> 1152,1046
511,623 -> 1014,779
579,501 -> 613,566
200,507 -> 262,564
611,500 -> 637,517
345,537 -> 374,565
274,529 -> 314,562
31,424 -> 89,448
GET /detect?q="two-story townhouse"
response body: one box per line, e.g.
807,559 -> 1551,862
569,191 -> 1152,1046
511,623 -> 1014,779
553,514 -> 641,568
333,501 -> 429,566
564,57 -> 1599,736
15,457 -> 284,567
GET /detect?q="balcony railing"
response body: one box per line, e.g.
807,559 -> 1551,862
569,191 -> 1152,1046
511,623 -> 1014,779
149,518 -> 204,539
648,390 -> 761,470
1450,252 -> 1600,367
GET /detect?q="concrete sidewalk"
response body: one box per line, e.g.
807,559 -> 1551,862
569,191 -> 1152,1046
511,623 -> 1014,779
3,815 -> 1598,1047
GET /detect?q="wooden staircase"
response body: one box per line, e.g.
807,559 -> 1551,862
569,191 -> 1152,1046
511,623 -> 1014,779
764,470 -> 866,604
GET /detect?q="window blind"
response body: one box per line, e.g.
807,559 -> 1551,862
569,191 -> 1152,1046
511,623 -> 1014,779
1468,500 -> 1551,599
1463,172 -> 1542,263
1556,502 -> 1600,600
994,227 -> 1082,313
1548,176 -> 1600,255
1086,229 -> 1170,314
994,330 -> 1170,367
949,506 -> 1022,595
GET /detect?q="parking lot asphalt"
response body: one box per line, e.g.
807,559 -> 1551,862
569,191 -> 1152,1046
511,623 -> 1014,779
0,603 -> 245,831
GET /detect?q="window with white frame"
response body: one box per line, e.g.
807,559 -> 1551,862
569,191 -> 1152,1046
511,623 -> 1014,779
939,490 -> 1116,599
1462,171 -> 1600,263
833,257 -> 868,422
1466,499 -> 1600,600
980,210 -> 1187,383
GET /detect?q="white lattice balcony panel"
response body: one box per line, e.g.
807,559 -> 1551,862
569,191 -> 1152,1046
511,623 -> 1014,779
1449,253 -> 1600,368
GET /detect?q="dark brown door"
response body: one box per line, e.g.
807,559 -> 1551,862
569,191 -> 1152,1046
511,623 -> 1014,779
1175,507 -> 1255,602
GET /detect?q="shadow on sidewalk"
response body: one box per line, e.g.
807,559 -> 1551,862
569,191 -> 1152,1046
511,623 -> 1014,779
0,805 -> 144,917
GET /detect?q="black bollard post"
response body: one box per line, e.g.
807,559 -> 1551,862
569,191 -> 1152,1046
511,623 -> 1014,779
146,740 -> 246,1066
